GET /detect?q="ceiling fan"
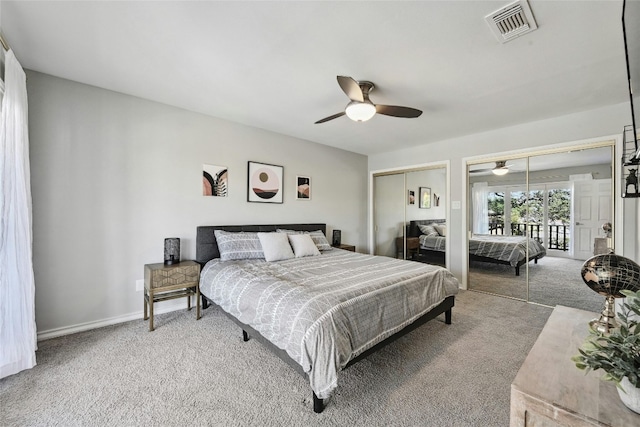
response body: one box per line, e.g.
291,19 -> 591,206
469,160 -> 511,176
314,76 -> 423,124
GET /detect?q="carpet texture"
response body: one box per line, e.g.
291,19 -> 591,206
1,291 -> 553,427
468,256 -> 603,312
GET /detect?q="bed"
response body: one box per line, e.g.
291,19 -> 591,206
408,219 -> 546,276
196,223 -> 459,413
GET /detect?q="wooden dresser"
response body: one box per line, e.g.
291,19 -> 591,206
510,305 -> 639,426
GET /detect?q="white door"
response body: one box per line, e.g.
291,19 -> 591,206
572,179 -> 612,260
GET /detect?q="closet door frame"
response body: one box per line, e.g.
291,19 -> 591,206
369,160 -> 450,267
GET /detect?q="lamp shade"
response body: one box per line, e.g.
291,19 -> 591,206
164,238 -> 180,265
345,101 -> 376,122
581,253 -> 640,298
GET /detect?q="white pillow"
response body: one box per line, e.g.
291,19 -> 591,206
257,232 -> 294,262
288,234 -> 321,258
434,224 -> 446,236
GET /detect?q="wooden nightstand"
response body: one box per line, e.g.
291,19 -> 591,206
396,237 -> 420,259
334,244 -> 355,252
144,260 -> 201,331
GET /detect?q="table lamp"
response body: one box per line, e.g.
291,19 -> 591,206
164,238 -> 180,265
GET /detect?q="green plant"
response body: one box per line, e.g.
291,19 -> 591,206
572,289 -> 640,389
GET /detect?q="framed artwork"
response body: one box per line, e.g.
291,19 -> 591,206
433,193 -> 441,207
202,164 -> 228,197
247,161 -> 283,203
296,176 -> 311,200
419,187 -> 431,209
408,190 -> 415,205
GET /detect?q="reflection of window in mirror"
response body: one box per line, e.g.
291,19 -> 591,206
526,147 -> 613,311
466,145 -> 614,314
468,158 -> 528,302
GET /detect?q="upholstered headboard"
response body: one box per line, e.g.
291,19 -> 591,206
196,223 -> 327,266
408,219 -> 446,237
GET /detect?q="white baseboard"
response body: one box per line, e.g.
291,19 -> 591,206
37,299 -> 188,341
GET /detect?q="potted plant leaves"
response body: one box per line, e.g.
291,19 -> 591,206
572,289 -> 640,414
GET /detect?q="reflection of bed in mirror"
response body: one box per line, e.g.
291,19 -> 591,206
408,219 -> 546,276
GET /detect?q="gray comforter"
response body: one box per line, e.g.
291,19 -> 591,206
418,234 -> 547,267
200,249 -> 459,399
467,234 -> 546,266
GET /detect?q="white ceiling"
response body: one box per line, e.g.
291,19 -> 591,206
1,1 -> 634,156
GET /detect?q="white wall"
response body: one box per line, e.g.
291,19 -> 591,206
27,71 -> 368,336
369,102 -> 640,283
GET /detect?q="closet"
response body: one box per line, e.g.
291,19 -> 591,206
373,165 -> 448,265
466,142 -> 615,311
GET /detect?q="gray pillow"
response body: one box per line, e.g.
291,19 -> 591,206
308,230 -> 332,251
214,230 -> 264,261
418,224 -> 438,237
277,229 -> 333,251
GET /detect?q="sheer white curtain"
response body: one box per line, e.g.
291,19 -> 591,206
0,49 -> 37,378
472,182 -> 489,235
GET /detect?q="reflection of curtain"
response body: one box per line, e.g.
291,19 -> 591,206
472,182 -> 489,234
0,50 -> 37,378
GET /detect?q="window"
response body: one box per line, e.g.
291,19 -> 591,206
479,183 -> 571,251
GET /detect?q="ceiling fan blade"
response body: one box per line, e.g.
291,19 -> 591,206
337,76 -> 364,102
314,111 -> 345,124
375,104 -> 422,118
469,169 -> 490,174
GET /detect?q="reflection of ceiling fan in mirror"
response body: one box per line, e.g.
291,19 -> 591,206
469,160 -> 511,176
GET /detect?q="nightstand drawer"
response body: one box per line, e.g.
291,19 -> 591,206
145,261 -> 199,289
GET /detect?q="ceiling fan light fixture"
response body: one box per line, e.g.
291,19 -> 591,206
345,101 -> 376,122
492,166 -> 509,176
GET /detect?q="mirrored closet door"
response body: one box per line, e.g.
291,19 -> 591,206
373,173 -> 405,258
373,166 -> 448,266
468,157 -> 528,301
466,144 -> 614,312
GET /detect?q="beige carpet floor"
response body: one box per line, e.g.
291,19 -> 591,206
1,290 -> 553,427
468,256 -> 603,312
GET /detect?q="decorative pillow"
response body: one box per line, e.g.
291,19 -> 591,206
288,234 -> 321,258
418,224 -> 438,237
277,229 -> 333,251
434,224 -> 446,236
308,230 -> 332,251
214,230 -> 264,261
257,232 -> 295,262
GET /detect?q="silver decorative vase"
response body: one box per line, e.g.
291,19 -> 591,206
618,376 -> 640,414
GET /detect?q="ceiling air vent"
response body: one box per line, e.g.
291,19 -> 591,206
485,0 -> 538,43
